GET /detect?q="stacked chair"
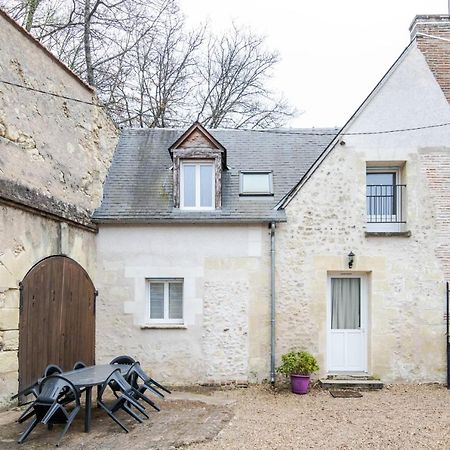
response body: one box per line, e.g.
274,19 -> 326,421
14,356 -> 170,444
99,356 -> 171,433
13,364 -> 63,425
18,375 -> 81,446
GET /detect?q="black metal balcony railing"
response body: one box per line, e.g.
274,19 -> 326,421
366,184 -> 406,223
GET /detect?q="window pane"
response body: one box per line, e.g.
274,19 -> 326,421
150,283 -> 164,319
169,282 -> 183,319
200,164 -> 213,207
183,165 -> 196,207
366,172 -> 395,186
366,172 -> 396,216
331,278 -> 360,329
242,173 -> 271,193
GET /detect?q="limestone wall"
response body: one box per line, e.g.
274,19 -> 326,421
96,224 -> 271,385
0,205 -> 97,407
277,44 -> 450,382
0,12 -> 117,408
0,12 -> 117,211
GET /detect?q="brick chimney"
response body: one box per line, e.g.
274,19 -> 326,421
409,15 -> 450,103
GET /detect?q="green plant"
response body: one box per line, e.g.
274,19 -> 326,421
276,351 -> 319,376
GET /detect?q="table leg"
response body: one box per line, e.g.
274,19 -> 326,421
84,387 -> 93,433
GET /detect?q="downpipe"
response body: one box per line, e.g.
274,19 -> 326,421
447,282 -> 449,389
270,222 -> 276,385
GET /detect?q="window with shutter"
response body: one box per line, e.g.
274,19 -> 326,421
148,279 -> 183,324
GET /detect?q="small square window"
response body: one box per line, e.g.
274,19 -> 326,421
148,279 -> 183,324
240,171 -> 273,195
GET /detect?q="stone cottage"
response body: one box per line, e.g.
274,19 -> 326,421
2,10 -> 450,409
0,9 -> 117,407
93,15 -> 450,386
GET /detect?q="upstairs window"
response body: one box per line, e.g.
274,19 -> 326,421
240,171 -> 273,195
180,161 -> 215,210
366,165 -> 406,232
148,279 -> 183,324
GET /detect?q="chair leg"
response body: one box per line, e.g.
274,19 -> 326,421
98,401 -> 128,433
141,384 -> 164,399
149,378 -> 171,394
17,405 -> 35,423
134,390 -> 160,412
18,417 -> 39,444
56,406 -> 80,447
122,393 -> 148,415
121,403 -> 144,423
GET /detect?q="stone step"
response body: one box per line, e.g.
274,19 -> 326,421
319,378 -> 384,390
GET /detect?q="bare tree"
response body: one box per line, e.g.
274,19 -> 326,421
195,25 -> 294,129
1,1 -> 295,128
110,14 -> 204,128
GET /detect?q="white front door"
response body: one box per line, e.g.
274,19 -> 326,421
327,275 -> 368,372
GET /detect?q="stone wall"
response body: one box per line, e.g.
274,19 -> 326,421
0,12 -> 117,408
96,224 -> 271,385
0,12 -> 117,212
0,206 -> 97,407
277,43 -> 450,382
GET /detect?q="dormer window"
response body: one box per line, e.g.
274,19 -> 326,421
240,171 -> 273,196
169,122 -> 226,211
180,160 -> 215,209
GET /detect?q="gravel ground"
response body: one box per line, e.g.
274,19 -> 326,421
186,384 -> 450,450
1,384 -> 449,449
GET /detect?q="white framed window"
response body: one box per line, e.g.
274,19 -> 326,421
239,171 -> 273,195
148,279 -> 183,324
180,160 -> 215,210
366,165 -> 405,232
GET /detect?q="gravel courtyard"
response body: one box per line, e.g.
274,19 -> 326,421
1,384 -> 449,449
188,384 -> 450,450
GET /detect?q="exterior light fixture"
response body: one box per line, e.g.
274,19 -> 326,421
348,251 -> 355,269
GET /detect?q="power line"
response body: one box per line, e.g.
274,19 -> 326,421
0,79 -> 102,107
2,78 -> 450,136
251,122 -> 450,136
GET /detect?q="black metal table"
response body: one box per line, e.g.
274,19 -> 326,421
60,364 -> 129,432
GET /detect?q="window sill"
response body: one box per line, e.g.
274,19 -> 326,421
140,324 -> 187,330
239,193 -> 274,197
365,231 -> 411,237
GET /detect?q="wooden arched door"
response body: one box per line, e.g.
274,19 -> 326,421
19,256 -> 96,395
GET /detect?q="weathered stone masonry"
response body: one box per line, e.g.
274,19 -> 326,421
0,10 -> 117,408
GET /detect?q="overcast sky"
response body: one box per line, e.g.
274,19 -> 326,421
179,0 -> 447,128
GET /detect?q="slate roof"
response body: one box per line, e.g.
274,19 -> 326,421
92,127 -> 338,223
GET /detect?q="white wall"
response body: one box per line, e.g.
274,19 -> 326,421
96,224 -> 271,384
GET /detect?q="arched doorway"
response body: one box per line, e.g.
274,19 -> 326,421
19,255 -> 96,396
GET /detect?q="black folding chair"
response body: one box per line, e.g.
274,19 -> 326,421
44,364 -> 63,377
97,369 -> 157,433
18,375 -> 81,446
110,355 -> 136,365
126,361 -> 171,399
73,361 -> 87,370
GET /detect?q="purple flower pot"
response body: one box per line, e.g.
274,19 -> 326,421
290,374 -> 311,394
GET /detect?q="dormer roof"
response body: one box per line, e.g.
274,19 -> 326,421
169,122 -> 227,168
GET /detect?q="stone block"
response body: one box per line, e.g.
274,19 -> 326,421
0,309 -> 19,330
0,370 -> 19,409
3,331 -> 18,351
0,289 -> 19,309
0,351 -> 18,373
